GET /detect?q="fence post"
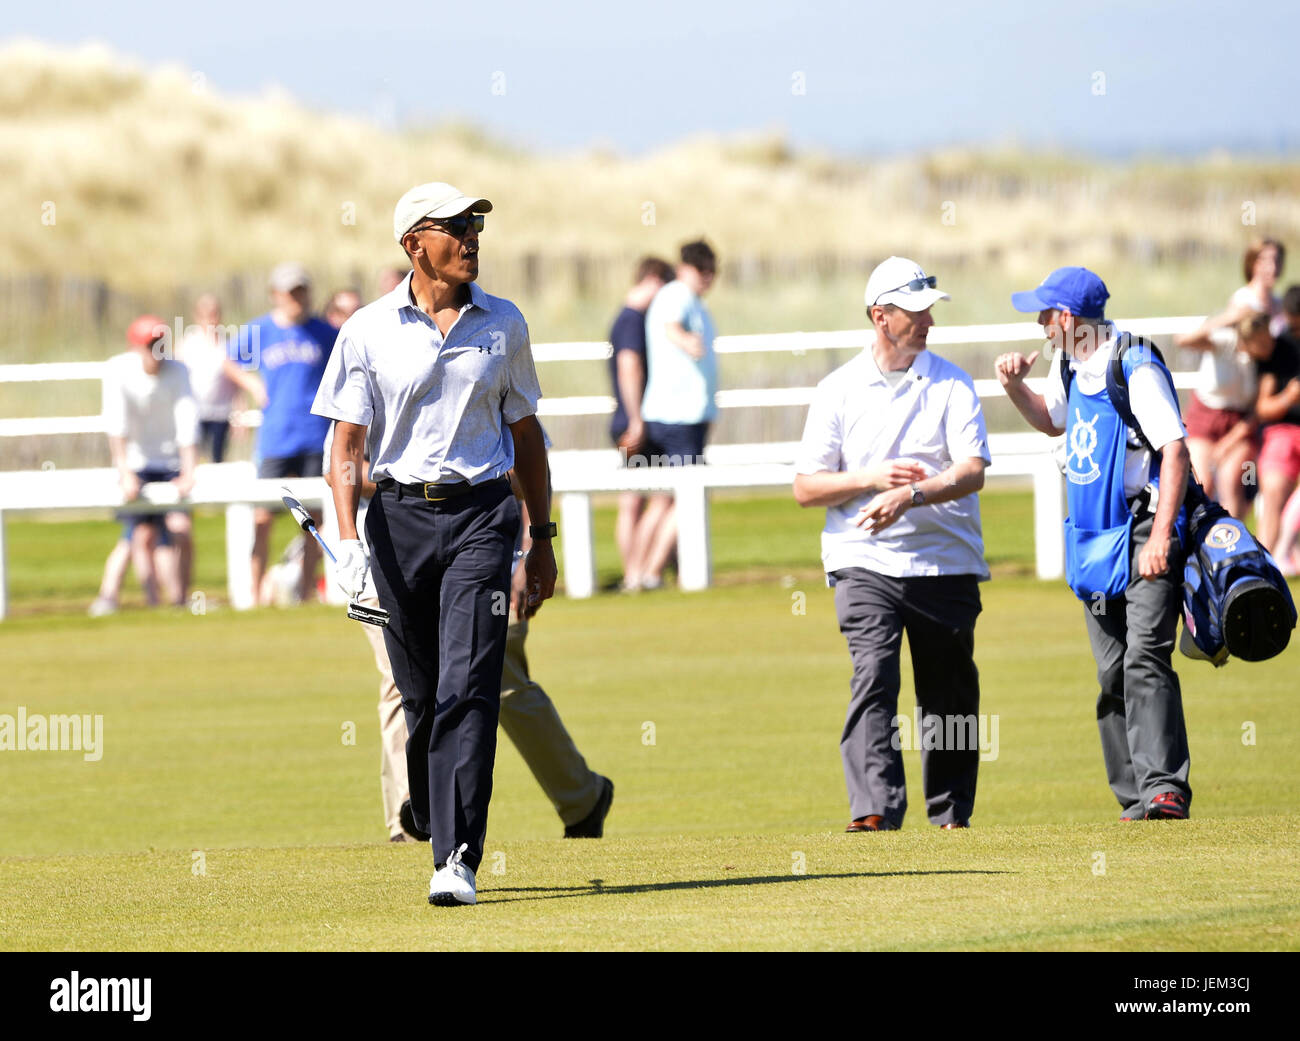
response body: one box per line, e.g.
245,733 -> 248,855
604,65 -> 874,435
225,502 -> 256,609
560,492 -> 595,598
1033,456 -> 1066,581
676,478 -> 712,592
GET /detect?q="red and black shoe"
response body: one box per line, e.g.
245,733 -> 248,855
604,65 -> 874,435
1145,792 -> 1190,820
846,815 -> 898,832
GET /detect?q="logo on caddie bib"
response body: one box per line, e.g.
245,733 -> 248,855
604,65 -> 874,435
1067,409 -> 1101,485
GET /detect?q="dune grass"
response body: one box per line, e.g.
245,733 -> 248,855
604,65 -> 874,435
3,39 -> 1298,358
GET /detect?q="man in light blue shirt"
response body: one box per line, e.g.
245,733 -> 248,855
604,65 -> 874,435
627,240 -> 719,589
641,241 -> 719,433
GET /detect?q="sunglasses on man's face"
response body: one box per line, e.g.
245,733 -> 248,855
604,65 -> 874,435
412,213 -> 486,239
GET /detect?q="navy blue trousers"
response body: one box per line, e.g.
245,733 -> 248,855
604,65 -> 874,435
366,478 -> 519,873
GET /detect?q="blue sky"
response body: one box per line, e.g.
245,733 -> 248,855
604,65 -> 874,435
9,0 -> 1300,155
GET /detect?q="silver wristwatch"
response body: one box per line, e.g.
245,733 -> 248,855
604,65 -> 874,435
910,484 -> 926,506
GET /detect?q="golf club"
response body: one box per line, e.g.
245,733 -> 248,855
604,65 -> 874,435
281,490 -> 389,628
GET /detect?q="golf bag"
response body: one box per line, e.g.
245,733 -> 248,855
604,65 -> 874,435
1106,334 -> 1297,665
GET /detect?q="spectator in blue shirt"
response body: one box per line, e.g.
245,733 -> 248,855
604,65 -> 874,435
242,261 -> 337,605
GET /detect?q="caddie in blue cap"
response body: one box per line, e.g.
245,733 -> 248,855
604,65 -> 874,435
994,267 -> 1195,822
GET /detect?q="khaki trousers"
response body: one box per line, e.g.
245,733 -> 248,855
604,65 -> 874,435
361,591 -> 603,836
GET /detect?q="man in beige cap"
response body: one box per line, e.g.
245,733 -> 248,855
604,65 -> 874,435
314,183 -> 556,906
794,256 -> 991,833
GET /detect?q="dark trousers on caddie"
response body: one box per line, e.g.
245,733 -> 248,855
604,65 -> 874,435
366,477 -> 519,873
1082,513 -> 1191,817
833,568 -> 982,827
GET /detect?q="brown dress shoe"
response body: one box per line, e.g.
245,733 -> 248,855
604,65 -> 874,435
846,815 -> 895,832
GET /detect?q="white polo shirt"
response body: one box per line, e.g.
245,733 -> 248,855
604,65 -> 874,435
311,274 -> 542,485
1041,327 -> 1186,498
797,348 -> 991,580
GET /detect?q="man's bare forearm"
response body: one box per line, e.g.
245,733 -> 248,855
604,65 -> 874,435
665,322 -> 704,359
914,457 -> 987,505
108,435 -> 129,475
1005,385 -> 1063,436
793,469 -> 869,508
1153,439 -> 1190,540
616,352 -> 647,426
331,421 -> 367,541
508,416 -> 551,531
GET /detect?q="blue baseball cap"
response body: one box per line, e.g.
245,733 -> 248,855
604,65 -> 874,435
1010,267 -> 1109,318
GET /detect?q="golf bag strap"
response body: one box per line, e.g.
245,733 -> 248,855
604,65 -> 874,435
1106,333 -> 1211,511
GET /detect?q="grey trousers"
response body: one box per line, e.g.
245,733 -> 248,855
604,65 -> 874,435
1082,514 -> 1191,816
833,568 -> 983,827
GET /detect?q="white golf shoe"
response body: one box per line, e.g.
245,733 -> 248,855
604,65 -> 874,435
428,843 -> 476,907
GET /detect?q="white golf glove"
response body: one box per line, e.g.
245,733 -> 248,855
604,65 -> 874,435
335,539 -> 370,601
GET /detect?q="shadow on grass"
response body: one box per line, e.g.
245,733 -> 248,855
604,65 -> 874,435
482,868 -> 1011,904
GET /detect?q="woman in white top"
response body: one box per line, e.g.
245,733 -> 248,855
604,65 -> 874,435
1230,238 -> 1285,335
176,293 -> 264,461
1174,307 -> 1273,518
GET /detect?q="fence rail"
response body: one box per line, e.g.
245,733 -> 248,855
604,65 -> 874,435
0,317 -> 1207,441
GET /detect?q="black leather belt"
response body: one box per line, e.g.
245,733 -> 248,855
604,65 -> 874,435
377,475 -> 508,502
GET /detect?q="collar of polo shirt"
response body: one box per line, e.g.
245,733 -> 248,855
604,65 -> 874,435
386,271 -> 491,314
865,343 -> 935,385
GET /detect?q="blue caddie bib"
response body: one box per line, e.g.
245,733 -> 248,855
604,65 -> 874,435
1062,369 -> 1136,601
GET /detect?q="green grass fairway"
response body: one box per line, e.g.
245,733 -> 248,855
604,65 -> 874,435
1,491 -> 1297,950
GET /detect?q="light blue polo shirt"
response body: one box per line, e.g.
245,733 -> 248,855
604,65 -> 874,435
311,273 -> 542,485
641,280 -> 718,425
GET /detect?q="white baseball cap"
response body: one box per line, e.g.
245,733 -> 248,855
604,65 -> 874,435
864,256 -> 950,311
393,182 -> 493,243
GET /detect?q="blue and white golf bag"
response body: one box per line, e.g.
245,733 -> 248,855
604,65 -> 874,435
1105,334 -> 1297,666
1179,495 -> 1296,665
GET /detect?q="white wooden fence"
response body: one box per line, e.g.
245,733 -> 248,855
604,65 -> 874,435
0,317 -> 1206,618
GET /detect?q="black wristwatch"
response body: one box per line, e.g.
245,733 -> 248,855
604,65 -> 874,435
910,484 -> 926,507
529,522 -> 557,540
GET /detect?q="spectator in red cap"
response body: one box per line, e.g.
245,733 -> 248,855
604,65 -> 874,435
90,315 -> 199,613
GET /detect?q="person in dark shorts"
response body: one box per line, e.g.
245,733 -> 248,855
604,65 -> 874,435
627,241 -> 719,590
240,262 -> 337,604
607,256 -> 674,588
91,315 -> 200,614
